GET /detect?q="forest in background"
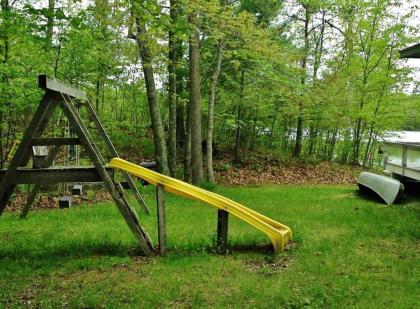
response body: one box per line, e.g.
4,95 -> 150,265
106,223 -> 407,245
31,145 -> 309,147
0,0 -> 419,185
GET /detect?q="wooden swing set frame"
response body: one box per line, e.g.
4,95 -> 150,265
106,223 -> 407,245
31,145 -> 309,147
0,75 -> 157,255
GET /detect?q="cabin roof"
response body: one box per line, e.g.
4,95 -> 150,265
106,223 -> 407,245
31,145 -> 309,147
383,131 -> 420,144
400,43 -> 420,59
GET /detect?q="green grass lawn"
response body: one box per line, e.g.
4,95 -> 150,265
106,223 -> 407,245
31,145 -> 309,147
0,185 -> 418,308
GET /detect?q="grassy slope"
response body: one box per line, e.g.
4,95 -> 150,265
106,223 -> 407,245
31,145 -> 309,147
0,185 -> 418,308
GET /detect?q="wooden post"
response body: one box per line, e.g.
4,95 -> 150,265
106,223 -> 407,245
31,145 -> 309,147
217,209 -> 229,254
156,184 -> 166,255
402,144 -> 407,176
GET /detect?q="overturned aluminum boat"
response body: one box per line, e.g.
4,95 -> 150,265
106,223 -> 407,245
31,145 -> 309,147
357,172 -> 404,205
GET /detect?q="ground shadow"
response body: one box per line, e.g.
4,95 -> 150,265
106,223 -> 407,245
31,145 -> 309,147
0,242 -> 146,273
223,243 -> 274,254
357,182 -> 420,206
356,186 -> 388,204
401,181 -> 420,202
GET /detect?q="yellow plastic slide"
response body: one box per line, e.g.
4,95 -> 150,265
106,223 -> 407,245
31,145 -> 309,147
107,158 -> 292,253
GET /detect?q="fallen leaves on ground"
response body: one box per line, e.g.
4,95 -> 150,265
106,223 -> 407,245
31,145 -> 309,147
6,191 -> 112,213
5,152 -> 365,212
214,153 -> 364,185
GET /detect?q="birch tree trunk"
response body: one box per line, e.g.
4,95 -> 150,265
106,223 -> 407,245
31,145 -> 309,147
176,42 -> 185,148
133,15 -> 169,175
189,11 -> 203,185
206,44 -> 223,182
183,101 -> 192,182
293,4 -> 310,158
234,70 -> 245,162
46,0 -> 55,43
167,0 -> 178,177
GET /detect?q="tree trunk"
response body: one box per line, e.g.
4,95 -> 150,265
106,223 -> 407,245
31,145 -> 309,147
0,103 -> 3,169
46,0 -> 55,43
167,0 -> 178,177
95,77 -> 101,114
307,11 -> 325,158
363,125 -> 374,167
353,110 -> 363,165
234,70 -> 245,162
183,100 -> 192,182
206,44 -> 223,183
0,0 -> 9,169
293,4 -> 310,158
189,12 -> 203,185
175,42 -> 185,148
328,128 -> 338,161
176,102 -> 185,147
294,112 -> 303,157
133,15 -> 169,175
250,106 -> 258,151
307,124 -> 317,156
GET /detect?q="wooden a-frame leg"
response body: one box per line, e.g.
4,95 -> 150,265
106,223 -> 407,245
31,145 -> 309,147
20,184 -> 41,218
83,100 -> 150,214
0,187 -> 14,215
0,94 -> 57,215
115,181 -> 153,247
59,95 -> 154,256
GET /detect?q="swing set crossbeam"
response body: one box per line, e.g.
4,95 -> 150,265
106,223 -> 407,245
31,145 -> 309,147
0,167 -> 114,184
31,137 -> 82,146
38,75 -> 87,100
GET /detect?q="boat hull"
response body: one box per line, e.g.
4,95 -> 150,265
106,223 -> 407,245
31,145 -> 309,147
357,172 -> 404,205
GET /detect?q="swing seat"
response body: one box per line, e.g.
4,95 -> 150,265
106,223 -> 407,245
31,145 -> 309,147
59,196 -> 72,208
32,146 -> 48,169
71,185 -> 83,196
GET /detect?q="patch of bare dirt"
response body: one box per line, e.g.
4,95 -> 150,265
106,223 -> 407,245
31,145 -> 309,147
241,255 -> 294,276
